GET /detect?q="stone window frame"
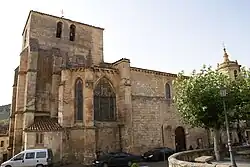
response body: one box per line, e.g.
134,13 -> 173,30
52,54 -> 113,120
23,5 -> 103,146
56,21 -> 63,38
74,77 -> 84,122
35,133 -> 44,145
94,77 -> 117,122
0,141 -> 4,147
69,24 -> 76,41
165,82 -> 171,99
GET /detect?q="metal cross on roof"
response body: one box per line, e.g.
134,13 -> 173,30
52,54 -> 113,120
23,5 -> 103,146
61,9 -> 64,18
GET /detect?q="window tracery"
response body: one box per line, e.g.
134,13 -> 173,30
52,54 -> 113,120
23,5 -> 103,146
94,78 -> 116,121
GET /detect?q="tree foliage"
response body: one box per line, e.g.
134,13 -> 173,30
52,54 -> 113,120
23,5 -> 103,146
173,65 -> 250,130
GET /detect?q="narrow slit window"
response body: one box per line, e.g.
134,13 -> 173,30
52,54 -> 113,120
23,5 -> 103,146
165,83 -> 171,99
69,24 -> 76,41
75,78 -> 83,121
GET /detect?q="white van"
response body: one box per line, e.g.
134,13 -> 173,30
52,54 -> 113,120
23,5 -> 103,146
1,148 -> 53,167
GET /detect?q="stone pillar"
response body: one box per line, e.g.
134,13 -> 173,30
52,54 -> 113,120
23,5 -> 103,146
58,69 -> 72,127
114,58 -> 133,152
13,113 -> 23,155
51,74 -> 60,118
83,69 -> 96,164
23,39 -> 39,130
51,49 -> 62,118
8,67 -> 19,157
13,48 -> 28,155
84,69 -> 94,127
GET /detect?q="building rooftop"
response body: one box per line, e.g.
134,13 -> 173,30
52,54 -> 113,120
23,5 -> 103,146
25,117 -> 63,132
22,10 -> 105,35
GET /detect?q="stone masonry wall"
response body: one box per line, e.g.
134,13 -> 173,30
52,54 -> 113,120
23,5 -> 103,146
131,97 -> 162,152
28,11 -> 104,65
130,68 -> 208,153
58,68 -> 121,164
95,124 -> 120,152
24,131 -> 62,163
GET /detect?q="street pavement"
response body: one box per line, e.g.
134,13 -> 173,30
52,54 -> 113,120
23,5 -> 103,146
213,161 -> 250,167
143,161 -> 168,167
62,161 -> 169,167
211,156 -> 250,167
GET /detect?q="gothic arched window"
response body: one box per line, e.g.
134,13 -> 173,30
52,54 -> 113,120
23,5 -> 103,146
56,22 -> 63,38
75,78 -> 83,121
94,78 -> 116,121
165,83 -> 171,99
69,24 -> 76,41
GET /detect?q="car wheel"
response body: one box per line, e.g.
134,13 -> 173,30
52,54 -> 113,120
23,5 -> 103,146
6,165 -> 12,167
103,163 -> 108,167
36,165 -> 44,167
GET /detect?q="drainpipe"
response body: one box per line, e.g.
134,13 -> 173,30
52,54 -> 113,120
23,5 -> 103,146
118,124 -> 123,152
162,125 -> 165,146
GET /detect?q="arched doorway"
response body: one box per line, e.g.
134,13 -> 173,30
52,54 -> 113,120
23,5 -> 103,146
175,126 -> 186,152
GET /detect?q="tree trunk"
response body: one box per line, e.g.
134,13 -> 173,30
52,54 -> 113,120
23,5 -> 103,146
206,128 -> 211,148
237,119 -> 242,144
213,128 -> 221,161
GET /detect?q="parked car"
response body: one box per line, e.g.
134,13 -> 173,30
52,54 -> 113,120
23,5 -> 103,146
92,151 -> 143,167
142,147 -> 175,162
1,148 -> 53,167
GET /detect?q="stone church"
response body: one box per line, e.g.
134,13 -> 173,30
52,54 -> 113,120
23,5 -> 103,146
8,10 -> 239,164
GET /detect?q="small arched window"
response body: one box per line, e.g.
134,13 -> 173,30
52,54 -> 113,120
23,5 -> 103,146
75,78 -> 83,121
165,83 -> 171,99
56,22 -> 63,38
69,24 -> 76,41
234,70 -> 238,79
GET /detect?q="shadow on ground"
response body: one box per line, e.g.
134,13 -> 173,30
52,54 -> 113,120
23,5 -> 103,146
62,161 -> 169,167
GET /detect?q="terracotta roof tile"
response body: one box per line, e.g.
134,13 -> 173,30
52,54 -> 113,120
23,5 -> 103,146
25,117 -> 63,132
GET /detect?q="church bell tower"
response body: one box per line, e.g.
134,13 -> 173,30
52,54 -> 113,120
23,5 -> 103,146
217,46 -> 241,79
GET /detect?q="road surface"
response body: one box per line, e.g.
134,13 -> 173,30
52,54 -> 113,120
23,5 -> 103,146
62,161 -> 169,167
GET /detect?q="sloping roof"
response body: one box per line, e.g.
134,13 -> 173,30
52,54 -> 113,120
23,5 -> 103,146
24,117 -> 63,132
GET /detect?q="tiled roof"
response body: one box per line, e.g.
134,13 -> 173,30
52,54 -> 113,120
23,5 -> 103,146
25,117 -> 63,132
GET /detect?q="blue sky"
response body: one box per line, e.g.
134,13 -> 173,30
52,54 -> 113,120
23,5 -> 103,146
0,0 -> 249,105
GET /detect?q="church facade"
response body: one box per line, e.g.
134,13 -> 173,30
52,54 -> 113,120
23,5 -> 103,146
8,10 -> 209,164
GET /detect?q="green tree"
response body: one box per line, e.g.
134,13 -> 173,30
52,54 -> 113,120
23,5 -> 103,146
226,68 -> 250,142
173,66 -> 250,161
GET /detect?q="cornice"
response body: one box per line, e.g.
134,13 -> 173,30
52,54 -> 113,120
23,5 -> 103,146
68,66 -> 119,74
217,61 -> 241,70
130,67 -> 177,77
